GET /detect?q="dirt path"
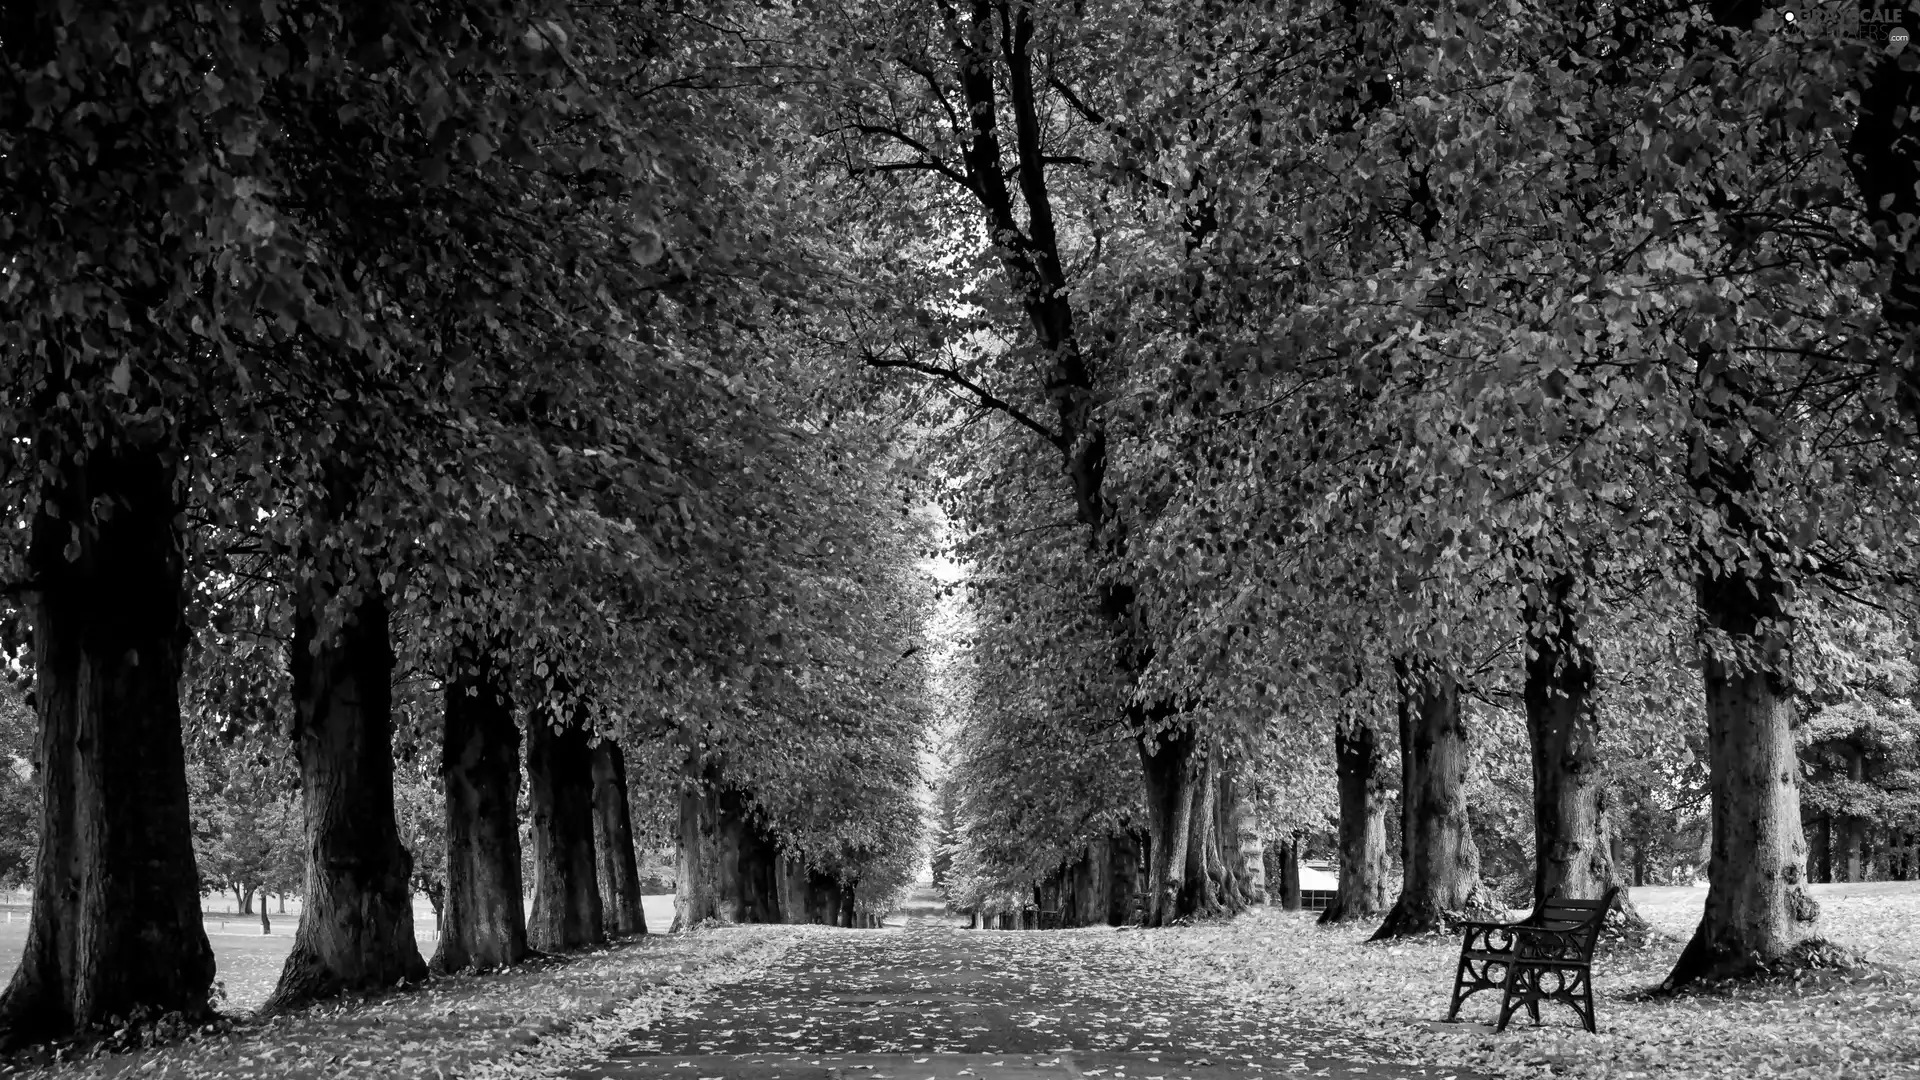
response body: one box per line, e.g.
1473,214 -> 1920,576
573,889 -> 1470,1080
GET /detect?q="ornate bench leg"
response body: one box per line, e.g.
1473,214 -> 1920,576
1578,972 -> 1596,1033
1446,956 -> 1473,1021
1495,964 -> 1527,1033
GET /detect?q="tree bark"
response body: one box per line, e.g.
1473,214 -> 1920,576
433,640 -> 526,972
734,798 -> 782,925
591,742 -> 647,936
673,750 -> 786,928
1839,746 -> 1867,883
527,706 -> 603,952
1232,781 -> 1266,905
1373,658 -> 1490,939
1664,439 -> 1821,989
1814,814 -> 1833,884
1182,750 -> 1221,914
1524,570 -> 1645,930
1320,720 -> 1390,924
837,881 -> 857,928
1139,727 -> 1197,925
0,440 -> 215,1043
1278,840 -> 1303,911
267,576 -> 425,1011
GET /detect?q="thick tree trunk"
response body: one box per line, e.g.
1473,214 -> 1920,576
1814,815 -> 1833,884
1373,658 -> 1490,939
433,641 -> 526,973
1664,441 -> 1821,988
1838,747 -> 1867,883
267,577 -> 425,1011
527,709 -> 603,952
1524,571 -> 1646,932
0,441 -> 215,1043
1182,750 -> 1221,914
776,853 -> 807,924
1139,727 -> 1197,925
1107,831 -> 1142,925
1320,720 -> 1390,925
591,742 -> 647,936
1278,839 -> 1303,911
805,871 -> 843,925
1841,818 -> 1866,882
735,800 -> 782,924
1232,781 -> 1266,905
673,748 -> 786,928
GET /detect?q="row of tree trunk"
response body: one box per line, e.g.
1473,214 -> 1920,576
0,484 -> 654,1043
1004,764 -> 1270,931
1311,533 -> 1813,990
1313,586 -> 1655,943
437,655 -> 649,977
672,755 -> 863,929
1808,817 -> 1919,884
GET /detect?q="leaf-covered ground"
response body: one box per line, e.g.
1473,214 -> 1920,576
1122,884 -> 1920,1080
574,900 -> 1456,1080
0,922 -> 806,1080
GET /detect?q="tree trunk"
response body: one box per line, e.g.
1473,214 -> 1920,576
527,707 -> 603,952
267,577 -> 425,1012
1320,720 -> 1390,925
675,759 -> 784,928
1107,832 -> 1142,925
1278,840 -> 1303,911
1139,727 -> 1197,925
735,799 -> 782,925
805,872 -> 842,926
1232,782 -> 1266,905
1373,658 -> 1489,939
1664,441 -> 1821,988
591,742 -> 646,936
1524,570 -> 1646,930
234,886 -> 250,915
0,440 -> 215,1043
1813,815 -> 1832,884
1182,750 -> 1221,914
1837,746 -> 1867,883
433,641 -> 526,973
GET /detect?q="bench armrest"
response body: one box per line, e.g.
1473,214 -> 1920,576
1457,921 -> 1524,954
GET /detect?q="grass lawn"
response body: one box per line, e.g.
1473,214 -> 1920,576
1126,880 -> 1920,1080
0,895 -> 679,1014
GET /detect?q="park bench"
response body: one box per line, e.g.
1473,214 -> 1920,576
1445,887 -> 1619,1033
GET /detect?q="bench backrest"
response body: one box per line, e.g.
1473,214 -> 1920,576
1523,887 -> 1620,952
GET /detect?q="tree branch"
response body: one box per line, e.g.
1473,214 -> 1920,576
863,352 -> 1062,447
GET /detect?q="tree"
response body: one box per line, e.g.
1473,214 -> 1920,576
433,639 -> 526,971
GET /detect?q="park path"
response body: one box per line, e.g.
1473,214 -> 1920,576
570,888 -> 1469,1080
